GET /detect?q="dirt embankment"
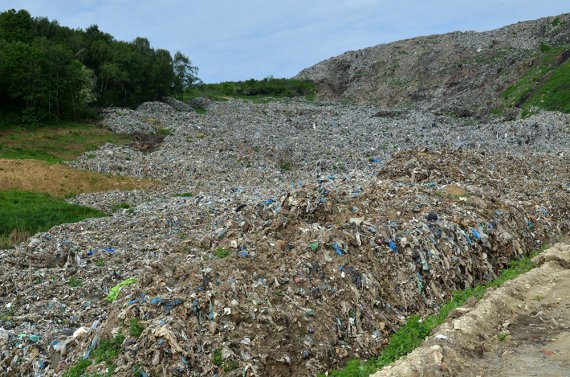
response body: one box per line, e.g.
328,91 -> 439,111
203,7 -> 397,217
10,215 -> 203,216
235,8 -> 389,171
373,242 -> 570,377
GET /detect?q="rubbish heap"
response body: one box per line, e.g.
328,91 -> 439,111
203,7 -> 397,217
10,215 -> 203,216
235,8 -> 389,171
0,99 -> 569,376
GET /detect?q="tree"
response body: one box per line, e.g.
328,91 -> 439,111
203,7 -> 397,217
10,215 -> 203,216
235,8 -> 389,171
173,51 -> 199,99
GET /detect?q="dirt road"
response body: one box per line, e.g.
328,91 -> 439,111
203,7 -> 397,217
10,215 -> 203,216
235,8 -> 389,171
372,243 -> 570,377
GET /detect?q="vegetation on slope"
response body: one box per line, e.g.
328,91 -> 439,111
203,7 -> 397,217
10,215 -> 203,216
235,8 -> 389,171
502,44 -> 570,116
0,122 -> 131,162
187,77 -> 316,102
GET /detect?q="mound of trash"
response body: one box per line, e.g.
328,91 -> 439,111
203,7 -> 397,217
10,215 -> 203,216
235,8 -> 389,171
1,148 -> 568,376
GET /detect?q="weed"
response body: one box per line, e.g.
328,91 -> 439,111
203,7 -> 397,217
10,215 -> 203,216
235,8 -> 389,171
539,42 -> 552,52
279,162 -> 291,171
95,259 -> 105,267
174,192 -> 193,198
212,348 -> 223,366
111,202 -> 131,211
68,277 -> 83,288
93,331 -> 125,365
62,359 -> 92,377
497,332 -> 509,341
129,318 -> 144,337
154,127 -> 173,137
193,105 -> 208,114
215,247 -> 232,259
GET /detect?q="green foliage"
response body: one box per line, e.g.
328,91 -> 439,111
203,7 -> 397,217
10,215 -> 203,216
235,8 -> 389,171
212,348 -> 223,366
215,247 -> 232,259
322,248 -> 544,377
187,77 -> 316,102
0,9 -> 199,124
279,162 -> 291,171
497,332 -> 509,341
62,359 -> 92,377
95,258 -> 105,267
502,45 -> 570,115
93,332 -> 125,364
539,42 -> 552,52
0,190 -> 105,247
67,277 -> 83,288
111,202 -> 131,211
129,318 -> 144,337
174,192 -> 193,198
154,127 -> 173,137
0,122 -> 131,162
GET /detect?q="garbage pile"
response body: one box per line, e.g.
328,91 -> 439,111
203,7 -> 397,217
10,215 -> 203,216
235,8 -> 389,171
1,144 -> 569,375
71,100 -> 570,197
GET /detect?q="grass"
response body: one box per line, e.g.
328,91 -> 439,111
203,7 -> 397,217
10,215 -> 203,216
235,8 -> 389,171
321,247 -> 545,377
0,190 -> 105,248
67,277 -> 83,288
215,247 -> 232,259
212,348 -> 223,366
0,122 -> 131,163
128,318 -> 144,337
174,192 -> 193,198
502,45 -> 570,116
111,202 -> 131,211
62,331 -> 125,377
187,77 -> 316,102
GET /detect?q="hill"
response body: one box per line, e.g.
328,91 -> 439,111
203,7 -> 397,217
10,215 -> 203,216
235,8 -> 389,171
295,13 -> 570,117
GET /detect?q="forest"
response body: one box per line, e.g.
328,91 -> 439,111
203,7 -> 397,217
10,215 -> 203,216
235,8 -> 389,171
0,9 -> 198,125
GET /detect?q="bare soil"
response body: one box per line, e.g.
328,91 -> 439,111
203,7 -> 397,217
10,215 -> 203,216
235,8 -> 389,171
0,159 -> 155,197
372,243 -> 570,377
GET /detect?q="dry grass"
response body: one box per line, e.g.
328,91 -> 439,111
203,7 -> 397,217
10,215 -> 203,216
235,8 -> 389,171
0,159 -> 155,198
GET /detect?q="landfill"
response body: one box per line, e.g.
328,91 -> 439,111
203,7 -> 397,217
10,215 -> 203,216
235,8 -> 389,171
1,99 -> 569,376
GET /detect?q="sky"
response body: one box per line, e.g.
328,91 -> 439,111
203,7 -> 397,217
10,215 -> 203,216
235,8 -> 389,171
1,1 -> 568,83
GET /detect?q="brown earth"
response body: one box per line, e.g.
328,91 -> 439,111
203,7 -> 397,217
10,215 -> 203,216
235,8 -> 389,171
372,242 -> 570,377
0,159 -> 155,197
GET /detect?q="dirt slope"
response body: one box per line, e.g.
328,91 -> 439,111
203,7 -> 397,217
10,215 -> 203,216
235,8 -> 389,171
295,13 -> 570,117
372,242 -> 570,377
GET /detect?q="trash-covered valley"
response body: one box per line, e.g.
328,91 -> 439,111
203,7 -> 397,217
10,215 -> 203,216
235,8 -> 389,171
1,98 -> 570,376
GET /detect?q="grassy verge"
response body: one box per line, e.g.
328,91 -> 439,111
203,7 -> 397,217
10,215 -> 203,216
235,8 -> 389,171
0,122 -> 131,163
0,190 -> 106,248
187,77 -> 316,102
322,247 -> 545,377
502,44 -> 570,116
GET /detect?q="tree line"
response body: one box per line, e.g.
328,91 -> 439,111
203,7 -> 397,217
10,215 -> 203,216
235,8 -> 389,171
0,9 -> 199,124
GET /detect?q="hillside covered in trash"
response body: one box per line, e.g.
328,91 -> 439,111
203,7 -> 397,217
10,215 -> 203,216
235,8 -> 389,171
1,97 -> 569,376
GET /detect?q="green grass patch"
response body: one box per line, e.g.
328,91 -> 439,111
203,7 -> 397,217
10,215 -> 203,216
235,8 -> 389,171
193,105 -> 208,114
154,127 -> 173,137
502,45 -> 570,116
321,247 -> 545,377
0,122 -> 131,163
187,77 -> 316,102
111,202 -> 131,211
212,348 -> 223,366
215,247 -> 232,259
129,318 -> 144,337
67,277 -> 83,288
63,331 -> 125,376
174,192 -> 193,198
0,190 -> 106,248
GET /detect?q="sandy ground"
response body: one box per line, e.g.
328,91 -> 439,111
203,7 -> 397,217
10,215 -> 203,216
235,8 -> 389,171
372,242 -> 570,377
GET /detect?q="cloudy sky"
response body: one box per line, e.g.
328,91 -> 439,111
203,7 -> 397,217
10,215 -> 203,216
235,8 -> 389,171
2,1 -> 568,82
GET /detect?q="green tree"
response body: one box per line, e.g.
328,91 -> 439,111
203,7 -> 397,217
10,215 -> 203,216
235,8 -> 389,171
173,51 -> 199,99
